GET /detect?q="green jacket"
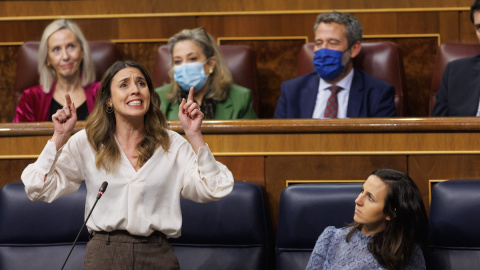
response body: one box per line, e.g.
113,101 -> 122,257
156,84 -> 257,120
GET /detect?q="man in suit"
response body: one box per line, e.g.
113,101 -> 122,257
432,0 -> 480,116
274,12 -> 397,119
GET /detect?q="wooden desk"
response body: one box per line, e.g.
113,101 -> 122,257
2,118 -> 480,229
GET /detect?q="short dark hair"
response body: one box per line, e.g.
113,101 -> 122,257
314,12 -> 363,48
471,0 -> 480,23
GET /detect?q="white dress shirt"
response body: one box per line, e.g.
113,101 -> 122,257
21,129 -> 234,238
312,68 -> 354,119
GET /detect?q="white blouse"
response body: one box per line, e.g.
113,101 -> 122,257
21,129 -> 234,237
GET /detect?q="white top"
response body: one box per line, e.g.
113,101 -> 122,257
21,129 -> 234,238
312,68 -> 354,119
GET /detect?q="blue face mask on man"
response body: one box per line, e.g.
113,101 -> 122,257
313,48 -> 347,81
174,61 -> 209,92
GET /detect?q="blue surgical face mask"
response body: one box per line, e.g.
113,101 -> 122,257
313,48 -> 346,81
173,61 -> 209,92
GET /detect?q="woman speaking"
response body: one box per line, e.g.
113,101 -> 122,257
21,60 -> 234,269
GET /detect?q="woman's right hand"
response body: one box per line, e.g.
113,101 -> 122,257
51,93 -> 77,150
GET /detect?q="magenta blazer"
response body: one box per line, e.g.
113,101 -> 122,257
13,81 -> 101,122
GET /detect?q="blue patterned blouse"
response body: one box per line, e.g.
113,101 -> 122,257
305,226 -> 426,270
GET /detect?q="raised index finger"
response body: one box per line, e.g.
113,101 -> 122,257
188,87 -> 194,102
65,93 -> 72,108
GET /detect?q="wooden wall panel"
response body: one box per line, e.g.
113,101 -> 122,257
116,41 -> 167,76
215,156 -> 265,186
398,37 -> 438,117
363,37 -> 438,117
439,11 -> 461,42
265,155 -> 407,229
459,10 -> 479,43
198,14 -> 316,39
0,21 -> 47,42
0,20 -> 118,42
1,119 -> 479,231
0,45 -> 18,123
79,19 -> 120,40
408,155 -> 480,210
0,18 -> 196,43
357,12 -> 441,35
0,11 -> 466,42
0,0 -> 474,17
220,39 -> 306,118
116,17 -> 197,39
0,159 -> 34,187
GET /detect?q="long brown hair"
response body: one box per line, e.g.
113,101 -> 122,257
346,169 -> 428,270
85,60 -> 170,172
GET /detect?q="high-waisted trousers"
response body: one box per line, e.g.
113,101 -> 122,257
84,230 -> 180,270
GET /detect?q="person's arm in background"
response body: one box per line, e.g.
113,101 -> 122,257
13,90 -> 37,122
371,83 -> 397,117
232,85 -> 257,119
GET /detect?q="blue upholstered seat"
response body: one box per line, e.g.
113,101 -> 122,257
429,180 -> 480,270
0,181 -> 272,269
0,182 -> 88,270
170,181 -> 272,270
275,183 -> 362,270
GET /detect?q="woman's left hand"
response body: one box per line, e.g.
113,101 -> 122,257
178,87 -> 206,154
179,87 -> 204,134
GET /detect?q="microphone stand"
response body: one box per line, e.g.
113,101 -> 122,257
61,182 -> 107,270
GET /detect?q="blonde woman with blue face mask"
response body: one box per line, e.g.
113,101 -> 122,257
155,27 -> 257,120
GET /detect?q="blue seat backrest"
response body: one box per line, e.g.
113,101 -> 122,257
429,180 -> 480,270
170,181 -> 272,270
276,183 -> 362,270
0,182 -> 88,270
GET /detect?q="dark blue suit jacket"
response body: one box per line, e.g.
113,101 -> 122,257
432,55 -> 480,116
274,70 -> 397,118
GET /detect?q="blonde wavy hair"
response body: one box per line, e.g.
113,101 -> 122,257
165,27 -> 233,102
85,60 -> 170,172
38,19 -> 95,93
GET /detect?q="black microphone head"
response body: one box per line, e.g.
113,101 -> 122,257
97,181 -> 108,199
100,181 -> 108,192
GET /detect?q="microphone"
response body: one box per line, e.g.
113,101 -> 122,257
97,181 -> 108,199
61,181 -> 108,270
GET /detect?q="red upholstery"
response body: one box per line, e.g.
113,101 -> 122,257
297,42 -> 406,116
14,41 -> 120,105
152,44 -> 259,114
429,42 -> 480,115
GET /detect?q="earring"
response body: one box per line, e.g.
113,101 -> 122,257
209,68 -> 213,74
106,104 -> 113,113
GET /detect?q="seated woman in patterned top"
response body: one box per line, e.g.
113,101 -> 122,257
306,169 -> 428,270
